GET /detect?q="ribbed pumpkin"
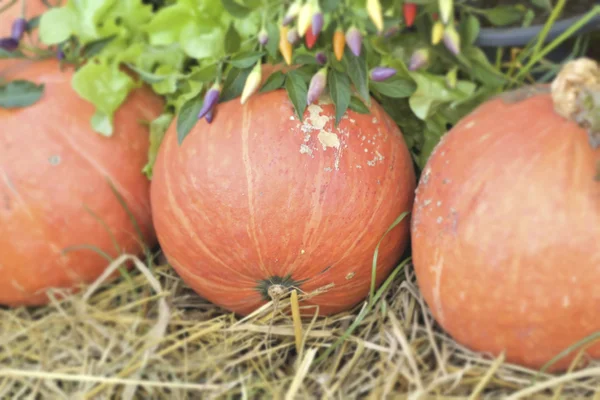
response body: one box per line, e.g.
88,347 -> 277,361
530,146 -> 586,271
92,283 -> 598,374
151,89 -> 416,316
0,59 -> 163,306
411,58 -> 600,371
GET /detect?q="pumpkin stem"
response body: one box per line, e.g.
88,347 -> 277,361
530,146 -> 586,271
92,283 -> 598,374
551,57 -> 600,149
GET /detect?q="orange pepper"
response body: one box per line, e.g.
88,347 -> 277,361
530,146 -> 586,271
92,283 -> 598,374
279,25 -> 293,65
333,29 -> 345,61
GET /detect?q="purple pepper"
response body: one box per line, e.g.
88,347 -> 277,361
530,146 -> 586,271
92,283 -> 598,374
205,109 -> 214,123
312,12 -> 324,36
370,67 -> 397,81
11,18 -> 28,41
345,26 -> 362,57
57,49 -> 65,60
0,37 -> 19,52
409,48 -> 430,71
315,51 -> 327,65
258,29 -> 268,46
287,28 -> 299,45
307,68 -> 328,105
197,85 -> 221,120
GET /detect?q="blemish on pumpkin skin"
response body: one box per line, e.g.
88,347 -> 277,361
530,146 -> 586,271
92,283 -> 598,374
48,155 -> 61,166
300,144 -> 313,156
562,296 -> 571,308
345,272 -> 355,280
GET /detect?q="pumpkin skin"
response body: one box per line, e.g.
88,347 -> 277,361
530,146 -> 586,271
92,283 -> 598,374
411,85 -> 600,371
151,90 -> 416,316
0,59 -> 163,306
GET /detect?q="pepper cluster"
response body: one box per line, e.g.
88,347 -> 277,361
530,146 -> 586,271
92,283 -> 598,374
194,0 -> 462,124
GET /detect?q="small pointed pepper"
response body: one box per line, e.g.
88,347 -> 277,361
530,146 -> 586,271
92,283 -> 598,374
0,37 -> 18,52
333,29 -> 345,61
11,18 -> 28,41
443,24 -> 461,55
409,48 -> 430,70
345,26 -> 362,57
370,67 -> 397,81
312,12 -> 324,36
367,0 -> 384,32
297,2 -> 313,37
287,27 -> 300,45
305,25 -> 318,49
198,84 -> 221,120
307,67 -> 328,105
241,62 -> 262,104
438,0 -> 453,24
279,25 -> 293,65
403,3 -> 417,28
431,21 -> 445,45
258,28 -> 268,46
283,1 -> 301,26
315,51 -> 327,65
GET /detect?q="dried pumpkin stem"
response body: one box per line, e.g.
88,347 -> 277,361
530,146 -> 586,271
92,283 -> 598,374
551,57 -> 600,149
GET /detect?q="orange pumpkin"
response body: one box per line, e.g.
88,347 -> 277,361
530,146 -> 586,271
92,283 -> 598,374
151,90 -> 416,316
0,59 -> 163,306
411,58 -> 600,371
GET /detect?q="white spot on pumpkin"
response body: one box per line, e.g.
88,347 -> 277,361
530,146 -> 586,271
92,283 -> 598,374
317,131 -> 340,150
345,272 -> 355,280
437,201 -> 442,207
431,255 -> 445,324
366,151 -> 385,167
11,279 -> 25,292
465,120 -> 475,129
324,167 -> 332,172
300,144 -> 313,156
423,199 -> 432,206
49,155 -> 61,166
364,148 -> 368,153
356,165 -> 362,169
436,217 -> 443,224
290,116 -> 295,120
562,296 -> 571,308
372,117 -> 378,123
301,249 -> 305,254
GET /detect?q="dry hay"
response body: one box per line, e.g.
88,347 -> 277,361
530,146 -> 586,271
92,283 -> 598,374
1,254 -> 600,400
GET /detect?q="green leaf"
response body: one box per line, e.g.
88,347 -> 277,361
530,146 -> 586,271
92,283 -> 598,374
265,20 -> 279,59
221,0 -> 252,18
320,0 -> 341,12
348,96 -> 370,114
143,4 -> 194,46
144,113 -> 174,178
189,64 -> 219,82
39,7 -> 76,45
151,65 -> 179,95
179,19 -> 225,59
229,51 -> 264,68
0,49 -> 25,59
370,77 -> 416,98
408,72 -> 476,120
293,53 -> 320,65
482,6 -> 525,27
82,35 -> 117,58
72,62 -> 136,136
260,71 -> 286,93
462,47 -> 508,87
460,15 -> 480,46
220,67 -> 253,102
225,23 -> 241,53
531,0 -> 552,10
285,70 -> 308,121
328,69 -> 351,126
418,116 -> 446,169
177,95 -> 203,145
91,111 -> 113,136
0,80 -> 45,108
125,64 -> 168,84
26,16 -> 40,31
342,47 -> 369,105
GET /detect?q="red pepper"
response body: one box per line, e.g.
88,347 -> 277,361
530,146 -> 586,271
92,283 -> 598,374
432,12 -> 439,21
403,2 -> 417,27
305,24 -> 318,49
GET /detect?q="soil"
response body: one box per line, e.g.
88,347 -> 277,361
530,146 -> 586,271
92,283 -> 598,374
466,0 -> 599,27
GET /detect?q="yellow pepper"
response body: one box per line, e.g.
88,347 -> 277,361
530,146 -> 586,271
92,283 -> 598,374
431,21 -> 445,45
279,25 -> 293,65
367,0 -> 384,32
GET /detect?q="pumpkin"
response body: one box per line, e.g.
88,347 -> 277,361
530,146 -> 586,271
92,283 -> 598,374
150,89 -> 416,316
0,59 -> 163,306
411,58 -> 600,372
